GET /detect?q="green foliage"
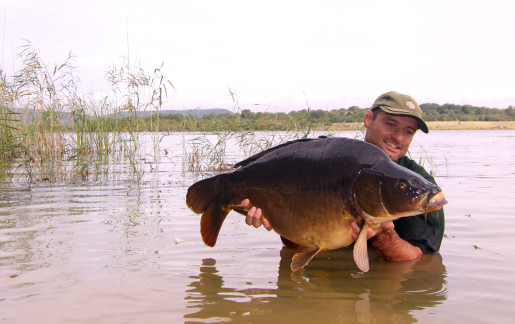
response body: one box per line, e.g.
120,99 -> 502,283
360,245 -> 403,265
128,103 -> 515,132
420,103 -> 514,121
137,106 -> 365,132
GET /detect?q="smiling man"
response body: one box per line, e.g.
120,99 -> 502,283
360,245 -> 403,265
243,91 -> 445,263
364,91 -> 427,163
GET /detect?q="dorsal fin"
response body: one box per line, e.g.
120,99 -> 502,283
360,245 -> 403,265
234,137 -> 319,168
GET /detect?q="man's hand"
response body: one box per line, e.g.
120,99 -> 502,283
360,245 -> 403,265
351,219 -> 422,261
241,199 -> 273,231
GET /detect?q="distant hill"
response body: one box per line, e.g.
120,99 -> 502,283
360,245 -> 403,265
154,108 -> 233,117
109,108 -> 234,119
13,107 -> 234,122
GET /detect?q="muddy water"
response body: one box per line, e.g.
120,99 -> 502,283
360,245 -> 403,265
1,130 -> 514,323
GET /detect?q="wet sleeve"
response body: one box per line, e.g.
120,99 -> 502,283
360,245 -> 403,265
395,157 -> 446,253
394,208 -> 445,253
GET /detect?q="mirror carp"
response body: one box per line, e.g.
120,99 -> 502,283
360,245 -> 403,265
186,137 -> 447,272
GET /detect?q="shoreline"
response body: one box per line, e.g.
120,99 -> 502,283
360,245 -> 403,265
327,120 -> 515,131
425,120 -> 515,130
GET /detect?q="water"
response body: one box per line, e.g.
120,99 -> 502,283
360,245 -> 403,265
1,130 -> 514,323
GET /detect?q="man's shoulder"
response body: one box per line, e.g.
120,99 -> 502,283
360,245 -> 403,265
398,156 -> 436,184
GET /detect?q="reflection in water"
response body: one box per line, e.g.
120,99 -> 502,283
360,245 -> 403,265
184,247 -> 447,323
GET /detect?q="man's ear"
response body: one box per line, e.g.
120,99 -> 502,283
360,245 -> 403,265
363,110 -> 374,128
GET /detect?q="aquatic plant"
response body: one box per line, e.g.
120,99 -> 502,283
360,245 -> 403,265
180,89 -> 322,172
2,41 -> 440,182
0,42 -> 172,184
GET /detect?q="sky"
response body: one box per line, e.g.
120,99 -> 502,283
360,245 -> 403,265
1,0 -> 514,113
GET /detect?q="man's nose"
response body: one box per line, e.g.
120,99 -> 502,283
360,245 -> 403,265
391,129 -> 403,142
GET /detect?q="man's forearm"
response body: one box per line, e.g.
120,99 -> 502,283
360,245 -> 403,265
370,228 -> 423,261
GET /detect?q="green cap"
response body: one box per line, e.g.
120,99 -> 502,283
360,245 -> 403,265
371,91 -> 429,133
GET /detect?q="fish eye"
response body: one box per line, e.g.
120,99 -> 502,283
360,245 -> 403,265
398,181 -> 407,191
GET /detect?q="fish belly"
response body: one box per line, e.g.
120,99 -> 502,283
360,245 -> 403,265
275,213 -> 355,250
243,188 -> 356,251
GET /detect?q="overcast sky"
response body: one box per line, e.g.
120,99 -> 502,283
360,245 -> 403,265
1,0 -> 514,112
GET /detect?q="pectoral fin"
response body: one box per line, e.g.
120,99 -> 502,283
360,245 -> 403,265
291,247 -> 325,272
353,223 -> 370,272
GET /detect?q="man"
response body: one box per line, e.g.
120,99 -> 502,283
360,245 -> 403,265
241,91 -> 445,261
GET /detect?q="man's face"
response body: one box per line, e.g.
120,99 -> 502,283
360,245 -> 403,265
363,109 -> 418,162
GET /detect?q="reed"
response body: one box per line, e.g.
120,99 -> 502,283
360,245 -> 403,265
180,89 -> 320,172
0,42 -> 172,184
0,89 -> 22,179
3,42 -> 314,181
4,42 -> 439,182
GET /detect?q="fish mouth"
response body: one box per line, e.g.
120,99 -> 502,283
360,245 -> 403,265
425,191 -> 448,212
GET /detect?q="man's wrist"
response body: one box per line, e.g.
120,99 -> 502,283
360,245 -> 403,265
369,226 -> 394,244
369,227 -> 422,261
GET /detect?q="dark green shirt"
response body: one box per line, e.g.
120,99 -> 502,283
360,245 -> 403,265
394,156 -> 445,253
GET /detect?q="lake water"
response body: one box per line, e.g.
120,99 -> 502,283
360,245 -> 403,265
1,130 -> 514,323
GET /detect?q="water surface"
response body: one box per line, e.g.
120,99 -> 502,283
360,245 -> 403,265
1,130 -> 514,323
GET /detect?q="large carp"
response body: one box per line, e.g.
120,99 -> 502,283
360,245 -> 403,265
186,137 -> 447,272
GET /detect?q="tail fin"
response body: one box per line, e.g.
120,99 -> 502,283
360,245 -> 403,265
186,176 -> 230,247
186,177 -> 218,214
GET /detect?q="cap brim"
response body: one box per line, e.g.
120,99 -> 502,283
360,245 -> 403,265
375,106 -> 429,133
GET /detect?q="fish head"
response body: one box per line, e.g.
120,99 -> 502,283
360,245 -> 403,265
351,165 -> 447,225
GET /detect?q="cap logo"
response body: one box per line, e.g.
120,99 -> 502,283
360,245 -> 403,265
406,101 -> 416,110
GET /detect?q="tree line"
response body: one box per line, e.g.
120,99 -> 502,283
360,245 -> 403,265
134,103 -> 515,132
